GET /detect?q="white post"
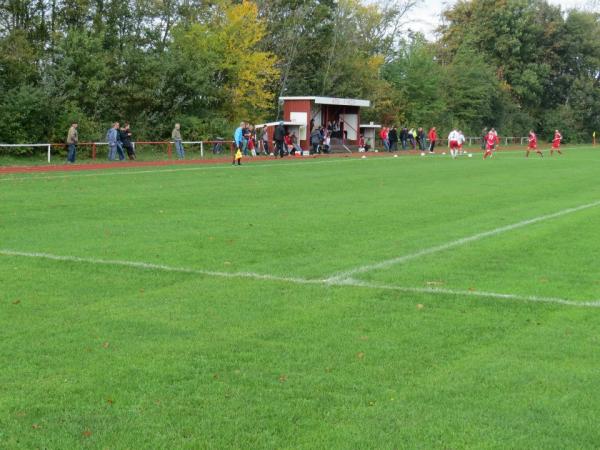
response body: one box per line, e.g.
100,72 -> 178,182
200,141 -> 204,158
47,144 -> 51,163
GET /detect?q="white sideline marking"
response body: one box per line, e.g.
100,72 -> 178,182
1,249 -> 599,308
0,157 -> 368,182
0,249 -> 321,286
336,278 -> 600,308
326,199 -> 600,282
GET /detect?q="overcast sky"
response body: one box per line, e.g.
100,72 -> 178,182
403,0 -> 598,40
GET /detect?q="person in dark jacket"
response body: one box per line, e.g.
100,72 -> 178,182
274,122 -> 286,158
400,127 -> 408,150
388,126 -> 398,151
310,127 -> 322,154
416,127 -> 426,151
120,123 -> 135,160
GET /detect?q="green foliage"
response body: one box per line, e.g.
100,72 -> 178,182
442,46 -> 500,133
438,0 -> 600,138
381,37 -> 445,127
0,0 -> 598,152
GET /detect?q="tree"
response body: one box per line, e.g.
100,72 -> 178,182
381,36 -> 445,127
442,45 -> 501,133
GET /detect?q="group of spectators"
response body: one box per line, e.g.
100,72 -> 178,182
66,121 -> 135,163
233,121 -> 308,162
379,126 -> 428,152
65,121 -> 174,163
106,122 -> 135,161
309,126 -> 332,155
63,120 -> 515,165
233,121 -> 363,159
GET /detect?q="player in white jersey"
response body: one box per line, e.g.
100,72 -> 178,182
457,130 -> 466,155
448,129 -> 460,159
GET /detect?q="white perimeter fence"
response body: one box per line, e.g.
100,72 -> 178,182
0,141 -> 234,163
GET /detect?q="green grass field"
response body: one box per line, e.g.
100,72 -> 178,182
2,147 -> 600,448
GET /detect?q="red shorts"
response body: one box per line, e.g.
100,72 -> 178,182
486,143 -> 495,151
552,141 -> 560,148
528,143 -> 537,150
450,140 -> 459,149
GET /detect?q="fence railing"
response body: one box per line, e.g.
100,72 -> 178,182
0,140 -> 236,163
2,136 -> 590,162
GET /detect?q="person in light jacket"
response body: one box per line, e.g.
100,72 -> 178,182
172,123 -> 184,159
66,122 -> 78,163
107,122 -> 120,161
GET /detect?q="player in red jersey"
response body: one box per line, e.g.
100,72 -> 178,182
550,130 -> 562,156
428,127 -> 437,153
483,129 -> 499,159
526,130 -> 543,158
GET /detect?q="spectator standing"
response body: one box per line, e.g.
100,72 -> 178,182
274,121 -> 286,158
388,126 -> 398,151
120,123 -> 135,160
400,127 -> 408,150
234,122 -> 244,152
310,127 -> 321,154
428,127 -> 437,153
416,127 -> 426,151
408,127 -> 416,149
261,127 -> 270,155
107,122 -> 120,161
66,122 -> 78,163
380,127 -> 389,151
172,123 -> 185,159
242,123 -> 251,156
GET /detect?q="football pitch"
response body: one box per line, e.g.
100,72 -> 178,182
2,147 -> 600,448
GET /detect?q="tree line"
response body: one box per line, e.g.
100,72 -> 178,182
0,0 -> 598,152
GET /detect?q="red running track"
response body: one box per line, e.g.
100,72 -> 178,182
0,147 -> 521,175
0,152 -> 391,175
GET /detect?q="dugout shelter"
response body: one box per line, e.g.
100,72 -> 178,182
279,96 -> 371,149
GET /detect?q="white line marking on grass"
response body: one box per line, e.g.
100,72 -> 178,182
1,249 -> 599,308
0,157 -> 371,182
326,199 -> 600,282
0,249 -> 322,286
337,278 -> 600,308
